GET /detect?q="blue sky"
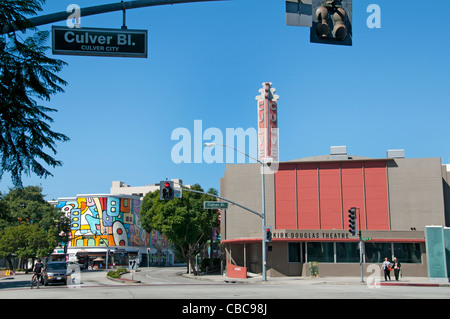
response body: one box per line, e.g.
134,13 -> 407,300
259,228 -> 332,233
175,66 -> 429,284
2,0 -> 450,200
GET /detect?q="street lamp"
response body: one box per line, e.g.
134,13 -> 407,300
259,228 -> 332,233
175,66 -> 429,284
93,230 -> 110,270
204,142 -> 268,281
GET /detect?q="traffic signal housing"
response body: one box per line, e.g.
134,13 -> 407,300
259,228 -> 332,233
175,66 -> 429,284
160,181 -> 174,200
286,0 -> 313,27
310,0 -> 352,46
265,226 -> 273,242
348,207 -> 357,236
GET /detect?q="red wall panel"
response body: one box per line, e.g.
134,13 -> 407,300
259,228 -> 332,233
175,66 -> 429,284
274,164 -> 297,229
341,162 -> 366,230
297,163 -> 319,229
274,160 -> 390,232
364,161 -> 389,230
318,163 -> 342,229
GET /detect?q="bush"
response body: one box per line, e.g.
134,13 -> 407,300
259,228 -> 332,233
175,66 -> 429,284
309,261 -> 319,277
107,270 -> 121,278
107,268 -> 128,278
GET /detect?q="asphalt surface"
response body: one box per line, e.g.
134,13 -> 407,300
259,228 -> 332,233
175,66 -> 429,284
2,267 -> 449,288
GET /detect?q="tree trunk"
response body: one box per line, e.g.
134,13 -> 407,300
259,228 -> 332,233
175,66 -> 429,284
188,255 -> 197,276
6,256 -> 14,271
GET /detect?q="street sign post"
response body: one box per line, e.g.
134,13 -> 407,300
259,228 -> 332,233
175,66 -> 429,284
129,259 -> 138,272
203,201 -> 228,209
128,259 -> 138,280
52,26 -> 148,58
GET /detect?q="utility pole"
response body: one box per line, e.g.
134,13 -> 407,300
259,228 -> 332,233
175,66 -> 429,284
2,0 -> 229,34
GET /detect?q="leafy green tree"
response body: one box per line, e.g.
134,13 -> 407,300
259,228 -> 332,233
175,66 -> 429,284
1,185 -> 68,230
140,184 -> 219,275
0,0 -> 69,188
0,223 -> 54,271
0,186 -> 70,270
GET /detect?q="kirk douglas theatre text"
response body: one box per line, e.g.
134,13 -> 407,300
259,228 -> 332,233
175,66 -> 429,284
52,26 -> 147,58
272,230 -> 352,240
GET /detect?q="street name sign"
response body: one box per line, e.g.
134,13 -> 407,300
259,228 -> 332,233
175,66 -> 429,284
204,201 -> 228,209
52,26 -> 148,58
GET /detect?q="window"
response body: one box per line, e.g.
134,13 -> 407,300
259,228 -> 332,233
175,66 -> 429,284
365,243 -> 392,263
307,242 -> 334,263
336,242 -> 359,263
394,243 -> 422,263
288,243 -> 302,263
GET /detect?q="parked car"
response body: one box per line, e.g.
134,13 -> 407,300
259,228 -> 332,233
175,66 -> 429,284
43,261 -> 71,286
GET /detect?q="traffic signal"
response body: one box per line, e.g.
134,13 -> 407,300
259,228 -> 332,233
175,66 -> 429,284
160,181 -> 174,200
286,0 -> 313,27
310,0 -> 352,46
265,226 -> 273,242
348,207 -> 357,236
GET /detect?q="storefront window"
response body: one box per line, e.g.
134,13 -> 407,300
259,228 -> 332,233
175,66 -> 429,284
113,252 -> 127,266
336,242 -> 359,263
307,242 -> 334,263
365,243 -> 392,263
288,243 -> 302,263
394,243 -> 422,263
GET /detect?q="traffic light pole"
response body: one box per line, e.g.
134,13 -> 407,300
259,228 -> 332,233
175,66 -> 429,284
181,176 -> 268,282
2,0 -> 229,34
204,142 -> 268,281
180,187 -> 263,218
357,207 -> 364,283
349,207 -> 364,283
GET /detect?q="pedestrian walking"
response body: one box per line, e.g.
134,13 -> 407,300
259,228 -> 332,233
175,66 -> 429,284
392,257 -> 401,281
382,257 -> 391,281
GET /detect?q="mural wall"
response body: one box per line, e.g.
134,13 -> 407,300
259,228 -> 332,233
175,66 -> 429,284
57,196 -> 168,249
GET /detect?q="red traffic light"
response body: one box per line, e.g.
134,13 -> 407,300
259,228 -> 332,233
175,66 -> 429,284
160,181 -> 175,200
265,226 -> 272,242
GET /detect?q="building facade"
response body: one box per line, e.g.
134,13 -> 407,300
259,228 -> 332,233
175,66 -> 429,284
221,147 -> 450,277
56,194 -> 172,269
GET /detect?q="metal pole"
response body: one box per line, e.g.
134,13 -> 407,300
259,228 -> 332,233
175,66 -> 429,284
2,0 -> 229,34
360,237 -> 363,283
358,208 -> 364,283
181,187 -> 263,218
204,142 -> 267,280
261,162 -> 267,281
121,0 -> 127,30
106,245 -> 109,270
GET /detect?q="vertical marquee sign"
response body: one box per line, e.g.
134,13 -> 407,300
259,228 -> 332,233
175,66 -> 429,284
255,82 -> 279,163
52,26 -> 148,58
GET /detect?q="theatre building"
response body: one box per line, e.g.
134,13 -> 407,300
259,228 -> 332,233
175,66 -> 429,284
220,147 -> 450,277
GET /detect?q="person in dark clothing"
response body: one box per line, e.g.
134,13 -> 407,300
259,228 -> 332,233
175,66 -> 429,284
32,259 -> 44,288
392,257 -> 401,281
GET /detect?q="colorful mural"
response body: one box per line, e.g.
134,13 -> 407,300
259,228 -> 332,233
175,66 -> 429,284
57,196 -> 164,249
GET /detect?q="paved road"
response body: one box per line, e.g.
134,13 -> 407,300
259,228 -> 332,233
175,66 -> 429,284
1,267 -> 449,300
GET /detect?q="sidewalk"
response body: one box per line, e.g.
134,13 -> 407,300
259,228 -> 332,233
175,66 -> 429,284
182,272 -> 450,287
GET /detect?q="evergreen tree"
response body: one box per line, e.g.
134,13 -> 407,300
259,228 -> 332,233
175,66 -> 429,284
0,0 -> 69,188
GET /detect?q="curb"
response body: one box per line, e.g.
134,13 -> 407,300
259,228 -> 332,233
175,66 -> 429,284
378,282 -> 450,288
182,273 -> 450,287
106,271 -> 141,284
